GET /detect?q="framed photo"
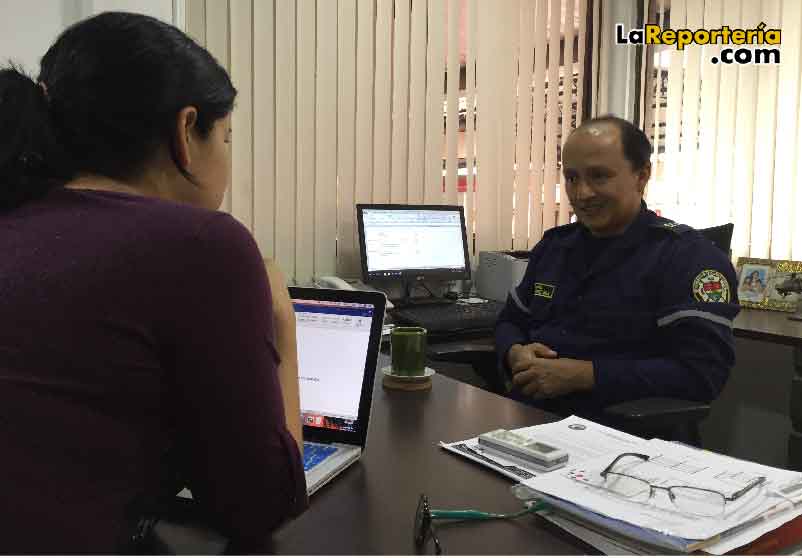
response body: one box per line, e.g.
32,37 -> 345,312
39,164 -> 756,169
736,258 -> 802,312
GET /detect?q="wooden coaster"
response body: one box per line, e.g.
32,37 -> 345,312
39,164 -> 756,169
382,374 -> 432,391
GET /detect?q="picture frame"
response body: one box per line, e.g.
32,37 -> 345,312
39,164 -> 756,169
736,257 -> 802,312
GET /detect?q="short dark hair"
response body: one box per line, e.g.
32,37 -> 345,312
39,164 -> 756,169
0,12 -> 237,210
575,115 -> 653,171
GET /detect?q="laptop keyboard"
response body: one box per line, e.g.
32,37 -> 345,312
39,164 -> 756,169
303,442 -> 338,472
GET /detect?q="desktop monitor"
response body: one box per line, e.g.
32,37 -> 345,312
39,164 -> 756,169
356,204 -> 471,283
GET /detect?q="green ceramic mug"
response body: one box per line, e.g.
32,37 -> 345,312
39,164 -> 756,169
391,326 -> 427,376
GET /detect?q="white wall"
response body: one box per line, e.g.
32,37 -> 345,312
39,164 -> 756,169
0,0 -> 178,76
0,0 -> 72,75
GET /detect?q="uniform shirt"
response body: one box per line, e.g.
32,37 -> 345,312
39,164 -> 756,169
0,187 -> 307,552
495,202 -> 739,419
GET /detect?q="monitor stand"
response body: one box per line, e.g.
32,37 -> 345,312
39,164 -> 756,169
392,277 -> 453,309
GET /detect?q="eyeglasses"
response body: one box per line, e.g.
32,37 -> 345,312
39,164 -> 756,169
413,493 -> 545,554
414,494 -> 442,555
599,453 -> 766,517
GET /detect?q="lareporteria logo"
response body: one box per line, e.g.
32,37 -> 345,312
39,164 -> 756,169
616,22 -> 781,65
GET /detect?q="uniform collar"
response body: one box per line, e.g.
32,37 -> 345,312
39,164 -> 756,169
570,200 -> 655,280
554,200 -> 652,247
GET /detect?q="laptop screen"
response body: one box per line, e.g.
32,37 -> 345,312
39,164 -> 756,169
293,298 -> 374,434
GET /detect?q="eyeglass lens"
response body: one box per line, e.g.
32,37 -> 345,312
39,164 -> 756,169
603,455 -> 726,517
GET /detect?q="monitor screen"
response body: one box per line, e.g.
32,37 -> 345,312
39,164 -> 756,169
356,204 -> 471,281
292,298 -> 374,434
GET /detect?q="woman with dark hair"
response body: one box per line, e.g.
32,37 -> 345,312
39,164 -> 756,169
0,12 -> 306,552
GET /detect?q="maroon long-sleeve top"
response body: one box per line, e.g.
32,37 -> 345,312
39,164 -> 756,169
0,186 -> 307,552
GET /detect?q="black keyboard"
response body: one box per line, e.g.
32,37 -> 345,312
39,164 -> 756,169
390,300 -> 505,334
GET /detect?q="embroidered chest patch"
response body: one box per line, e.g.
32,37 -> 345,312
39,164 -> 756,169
693,269 -> 731,303
534,283 -> 556,299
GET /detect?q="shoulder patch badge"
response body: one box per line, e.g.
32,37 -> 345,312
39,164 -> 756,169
693,269 -> 731,303
534,282 -> 556,299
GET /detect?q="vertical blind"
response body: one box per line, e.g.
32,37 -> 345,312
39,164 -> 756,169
642,0 -> 800,262
186,0 -> 589,284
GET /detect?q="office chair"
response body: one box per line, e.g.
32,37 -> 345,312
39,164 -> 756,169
429,223 -> 735,446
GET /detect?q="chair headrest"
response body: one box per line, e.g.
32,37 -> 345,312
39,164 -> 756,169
698,223 -> 734,254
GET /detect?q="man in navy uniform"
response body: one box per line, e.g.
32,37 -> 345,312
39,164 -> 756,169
495,115 -> 739,420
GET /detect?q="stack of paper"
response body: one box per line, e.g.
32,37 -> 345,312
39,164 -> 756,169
442,417 -> 802,554
525,438 -> 802,554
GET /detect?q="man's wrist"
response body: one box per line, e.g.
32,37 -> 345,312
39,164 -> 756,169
576,360 -> 595,391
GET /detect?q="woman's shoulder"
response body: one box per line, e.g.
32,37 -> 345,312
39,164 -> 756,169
52,187 -> 245,237
45,187 -> 260,265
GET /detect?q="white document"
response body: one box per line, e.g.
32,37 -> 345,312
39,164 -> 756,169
524,438 -> 802,544
440,416 -> 647,482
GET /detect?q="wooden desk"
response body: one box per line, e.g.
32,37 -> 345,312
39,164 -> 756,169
154,353 -> 594,554
270,354 -> 593,555
734,308 -> 802,347
731,309 -> 802,470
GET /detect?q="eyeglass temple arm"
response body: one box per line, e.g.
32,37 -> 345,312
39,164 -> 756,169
727,476 -> 767,501
429,523 -> 443,555
430,504 -> 545,520
600,452 -> 650,477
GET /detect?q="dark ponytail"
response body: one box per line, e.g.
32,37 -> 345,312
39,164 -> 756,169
0,66 -> 70,209
0,11 -> 236,210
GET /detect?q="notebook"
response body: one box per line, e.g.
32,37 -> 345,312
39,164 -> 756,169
289,287 -> 386,495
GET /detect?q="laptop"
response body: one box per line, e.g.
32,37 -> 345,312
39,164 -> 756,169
289,287 -> 386,495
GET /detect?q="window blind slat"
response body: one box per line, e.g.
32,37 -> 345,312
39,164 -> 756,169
373,0 -> 393,204
771,0 -> 802,260
514,0 -> 535,250
354,0 -> 375,208
637,0 -> 649,128
463,0 -> 477,262
792,14 -> 802,261
391,0 -> 411,204
661,0 -> 684,213
678,0 -> 702,227
424,0 -> 445,204
649,0 -> 665,179
590,0 -> 600,117
315,0 -> 338,277
542,0 -> 562,232
558,0 -> 576,227
205,0 -> 231,214
253,0 -> 276,258
229,0 -> 254,231
295,0 -> 316,283
274,0 -> 297,277
529,0 -> 548,242
474,0 -> 500,252
731,0 -> 760,259
596,0 -> 610,114
576,0 -> 587,124
444,0 -> 460,206
709,1 -> 738,230
407,0 -> 428,204
498,0 -> 518,249
337,0 -> 358,275
407,0 -> 427,204
695,0 -> 721,229
186,0 -> 205,45
750,1 -> 781,259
